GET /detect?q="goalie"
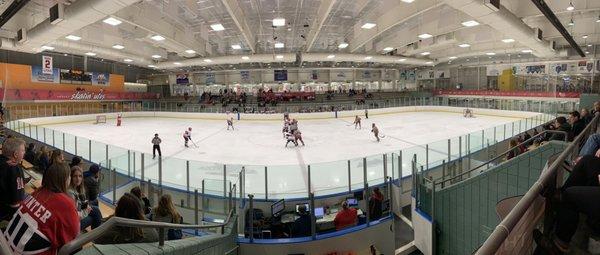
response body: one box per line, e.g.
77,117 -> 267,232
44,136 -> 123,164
463,108 -> 474,118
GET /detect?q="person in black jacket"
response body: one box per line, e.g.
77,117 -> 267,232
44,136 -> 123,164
24,143 -> 35,163
84,164 -> 101,206
548,117 -> 571,141
0,138 -> 27,221
568,111 -> 585,140
291,205 -> 311,237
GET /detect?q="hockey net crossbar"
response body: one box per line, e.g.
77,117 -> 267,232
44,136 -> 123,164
94,115 -> 107,124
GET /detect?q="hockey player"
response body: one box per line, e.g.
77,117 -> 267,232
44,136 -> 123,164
294,130 -> 305,146
183,127 -> 192,147
354,115 -> 362,129
116,114 -> 122,126
285,132 -> 298,147
227,117 -> 234,130
289,119 -> 299,134
371,123 -> 380,142
282,120 -> 290,138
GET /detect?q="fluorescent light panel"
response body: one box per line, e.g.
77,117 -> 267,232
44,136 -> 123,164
383,47 -> 394,51
364,56 -> 372,60
401,0 -> 415,2
151,55 -> 161,59
231,44 -> 242,49
210,23 -> 225,31
361,23 -> 376,29
41,45 -> 54,50
327,55 -> 335,59
148,65 -> 157,68
272,18 -> 286,27
203,59 -> 212,62
522,49 -> 533,53
174,62 -> 182,65
397,58 -> 406,62
103,17 -> 122,26
274,42 -> 284,48
338,43 -> 348,49
502,38 -> 515,43
85,52 -> 96,56
151,35 -> 165,41
449,56 -> 457,59
185,49 -> 196,54
65,35 -> 81,41
242,56 -> 250,60
123,59 -> 133,62
486,52 -> 496,55
458,43 -> 471,48
461,20 -> 479,27
421,51 -> 430,55
418,33 -> 432,39
276,55 -> 284,59
112,44 -> 124,49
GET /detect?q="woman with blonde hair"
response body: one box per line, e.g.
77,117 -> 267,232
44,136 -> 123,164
150,194 -> 183,240
49,149 -> 64,169
69,165 -> 102,230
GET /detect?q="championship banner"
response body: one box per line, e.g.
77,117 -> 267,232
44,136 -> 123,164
176,73 -> 189,84
240,70 -> 250,82
42,56 -> 53,74
31,66 -> 60,83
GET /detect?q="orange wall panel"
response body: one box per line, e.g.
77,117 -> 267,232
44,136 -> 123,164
0,62 -> 125,92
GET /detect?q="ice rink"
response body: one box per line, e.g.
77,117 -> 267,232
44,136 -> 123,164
29,110 -> 539,198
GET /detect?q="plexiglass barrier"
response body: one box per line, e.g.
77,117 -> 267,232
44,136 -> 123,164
6,97 -> 559,200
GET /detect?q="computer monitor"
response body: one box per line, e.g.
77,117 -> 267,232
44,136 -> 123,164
295,203 -> 309,213
346,198 -> 358,207
314,207 -> 325,218
271,199 -> 285,217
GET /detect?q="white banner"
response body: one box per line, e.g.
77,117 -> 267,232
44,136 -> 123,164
42,56 -> 53,74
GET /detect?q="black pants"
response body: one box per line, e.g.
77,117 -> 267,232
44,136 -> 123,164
153,145 -> 161,157
555,186 -> 600,243
562,155 -> 600,189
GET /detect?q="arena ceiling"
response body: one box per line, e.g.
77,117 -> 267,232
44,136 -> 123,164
0,0 -> 599,70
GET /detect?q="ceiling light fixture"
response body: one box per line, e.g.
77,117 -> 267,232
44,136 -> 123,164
185,49 -> 196,54
486,52 -> 496,55
421,51 -> 431,55
273,18 -> 286,27
361,23 -> 376,29
425,61 -> 433,64
85,52 -> 96,56
383,47 -> 394,51
148,65 -> 157,68
566,1 -> 574,11
568,19 -> 574,26
203,59 -> 212,62
41,45 -> 54,50
338,42 -> 349,48
596,15 -> 600,23
174,62 -> 182,65
151,35 -> 165,41
502,38 -> 515,43
112,44 -> 124,50
123,59 -> 133,62
276,55 -> 284,59
364,56 -> 372,60
327,54 -> 335,59
401,0 -> 415,2
231,44 -> 242,49
210,23 -> 225,31
397,58 -> 406,62
103,17 -> 122,26
242,56 -> 249,60
274,42 -> 284,48
449,56 -> 457,59
522,49 -> 533,53
65,35 -> 81,41
151,55 -> 161,59
458,43 -> 471,48
418,33 -> 433,39
461,20 -> 479,27
583,35 -> 589,39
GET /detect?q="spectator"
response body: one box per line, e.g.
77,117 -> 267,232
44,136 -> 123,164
84,164 -> 101,206
150,194 -> 183,240
592,101 -> 600,116
581,108 -> 592,124
130,186 -> 151,215
581,133 -> 600,156
3,163 -> 79,254
0,138 -> 26,222
533,155 -> 600,254
34,145 -> 50,173
291,204 -> 311,237
333,201 -> 357,230
24,143 -> 35,163
95,193 -> 159,244
527,139 -> 542,151
568,111 -> 585,139
69,156 -> 82,168
368,187 -> 384,221
49,149 -> 65,169
506,139 -> 520,160
548,117 -> 571,141
69,165 -> 102,231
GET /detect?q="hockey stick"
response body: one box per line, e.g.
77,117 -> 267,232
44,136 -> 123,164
190,139 -> 199,148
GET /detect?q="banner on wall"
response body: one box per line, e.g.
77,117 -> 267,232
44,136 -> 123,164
240,70 -> 250,82
31,65 -> 60,83
311,70 -> 318,80
42,56 -> 53,74
205,73 -> 215,84
60,69 -> 92,85
176,73 -> 189,84
513,64 -> 546,75
92,72 -> 109,86
416,70 -> 434,80
399,70 -> 415,81
362,70 -> 371,79
435,70 -> 449,78
577,61 -> 594,73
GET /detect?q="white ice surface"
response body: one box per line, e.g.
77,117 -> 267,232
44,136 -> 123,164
34,111 -> 539,198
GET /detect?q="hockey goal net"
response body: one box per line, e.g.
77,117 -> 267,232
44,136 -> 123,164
463,109 -> 474,118
94,115 -> 107,124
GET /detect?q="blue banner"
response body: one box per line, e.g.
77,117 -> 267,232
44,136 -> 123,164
31,65 -> 60,83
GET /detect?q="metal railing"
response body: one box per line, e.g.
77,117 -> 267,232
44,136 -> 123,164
476,113 -> 600,254
58,209 -> 236,255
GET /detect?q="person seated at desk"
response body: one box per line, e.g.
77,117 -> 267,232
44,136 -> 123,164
333,201 -> 357,230
291,205 -> 311,237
